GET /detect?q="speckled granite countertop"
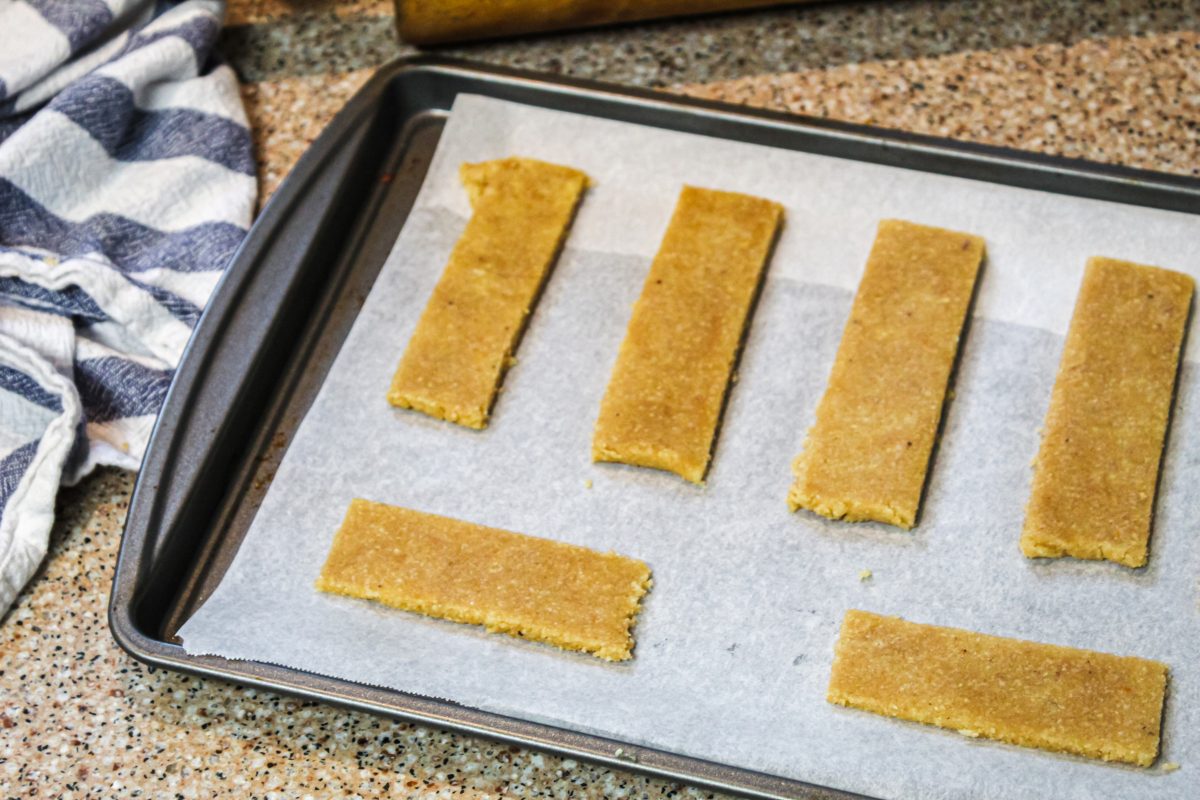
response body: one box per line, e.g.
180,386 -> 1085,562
3,1 -> 1198,797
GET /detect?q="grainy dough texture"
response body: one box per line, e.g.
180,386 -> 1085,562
828,610 -> 1168,767
592,185 -> 782,483
1021,256 -> 1193,568
388,157 -> 588,428
316,499 -> 652,661
789,219 -> 984,528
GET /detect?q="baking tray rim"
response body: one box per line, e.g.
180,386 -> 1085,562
108,55 -> 1200,800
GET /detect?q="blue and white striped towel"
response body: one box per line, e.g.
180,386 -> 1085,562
0,0 -> 255,615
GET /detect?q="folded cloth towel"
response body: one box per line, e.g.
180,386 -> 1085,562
0,0 -> 255,616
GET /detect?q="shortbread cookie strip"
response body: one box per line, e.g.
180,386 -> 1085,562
828,610 -> 1168,766
789,219 -> 984,528
317,499 -> 651,661
1021,256 -> 1193,567
592,185 -> 782,483
388,157 -> 588,428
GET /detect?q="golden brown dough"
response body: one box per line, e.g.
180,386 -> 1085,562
1021,257 -> 1193,567
828,610 -> 1168,766
316,499 -> 652,661
592,185 -> 782,483
789,219 -> 984,528
388,157 -> 588,429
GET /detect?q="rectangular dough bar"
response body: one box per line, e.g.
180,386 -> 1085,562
827,610 -> 1168,766
316,499 -> 652,661
788,219 -> 984,528
592,185 -> 782,483
388,157 -> 588,428
1021,256 -> 1193,567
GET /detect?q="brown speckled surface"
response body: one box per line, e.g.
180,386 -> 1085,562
681,31 -> 1200,176
4,0 -> 1199,796
240,69 -> 375,203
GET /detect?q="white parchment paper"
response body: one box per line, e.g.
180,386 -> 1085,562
179,95 -> 1200,800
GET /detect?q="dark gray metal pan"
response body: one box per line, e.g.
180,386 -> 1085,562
108,56 -> 1200,800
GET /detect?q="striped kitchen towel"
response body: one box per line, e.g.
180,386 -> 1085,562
0,0 -> 255,615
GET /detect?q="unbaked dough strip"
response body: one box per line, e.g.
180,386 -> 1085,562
316,499 -> 652,661
788,219 -> 984,528
388,157 -> 588,429
828,610 -> 1168,766
1021,256 -> 1193,567
592,185 -> 782,483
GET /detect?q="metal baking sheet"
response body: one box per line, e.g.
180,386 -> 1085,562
110,57 -> 1200,800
